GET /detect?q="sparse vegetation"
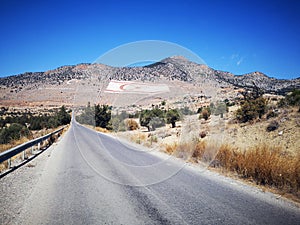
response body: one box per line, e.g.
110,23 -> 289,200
278,89 -> 300,111
214,144 -> 300,197
165,139 -> 300,198
0,106 -> 70,144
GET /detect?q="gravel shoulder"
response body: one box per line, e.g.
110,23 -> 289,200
0,139 -> 60,224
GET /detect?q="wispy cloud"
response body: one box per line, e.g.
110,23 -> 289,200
230,53 -> 244,66
231,53 -> 239,60
237,57 -> 244,66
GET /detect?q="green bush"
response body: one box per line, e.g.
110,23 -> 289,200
236,97 -> 267,123
0,123 -> 31,144
140,108 -> 166,131
278,89 -> 300,110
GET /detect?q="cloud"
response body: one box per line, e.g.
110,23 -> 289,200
237,57 -> 244,66
230,53 -> 245,66
231,53 -> 239,60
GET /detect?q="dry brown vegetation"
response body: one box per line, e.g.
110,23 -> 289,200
125,119 -> 139,131
215,144 -> 299,190
164,140 -> 300,199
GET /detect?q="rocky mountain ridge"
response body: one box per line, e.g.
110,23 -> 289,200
0,56 -> 299,95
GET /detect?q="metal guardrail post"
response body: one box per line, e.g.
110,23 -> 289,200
8,158 -> 11,168
38,143 -> 40,151
22,149 -> 25,160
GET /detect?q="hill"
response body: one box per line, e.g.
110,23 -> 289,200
0,56 -> 299,106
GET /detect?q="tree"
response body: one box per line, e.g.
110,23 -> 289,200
140,108 -> 165,131
76,103 -> 95,125
57,105 -> 71,125
214,102 -> 227,118
166,109 -> 180,128
95,104 -> 111,128
140,110 -> 152,131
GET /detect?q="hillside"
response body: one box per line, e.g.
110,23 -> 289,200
0,56 -> 299,106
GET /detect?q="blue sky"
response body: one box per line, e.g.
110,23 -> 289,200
0,0 -> 299,79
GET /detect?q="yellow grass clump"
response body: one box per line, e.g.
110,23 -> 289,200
214,144 -> 300,195
165,138 -> 300,198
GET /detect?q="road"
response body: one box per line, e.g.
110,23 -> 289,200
5,120 -> 300,224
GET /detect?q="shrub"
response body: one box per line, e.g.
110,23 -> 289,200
0,123 -> 31,144
165,143 -> 177,154
266,111 -> 278,119
199,131 -> 207,138
192,141 -> 206,158
266,120 -> 279,132
236,97 -> 267,123
200,109 -> 210,120
149,135 -> 158,143
286,89 -> 300,106
125,119 -> 139,131
278,89 -> 300,108
214,102 -> 228,117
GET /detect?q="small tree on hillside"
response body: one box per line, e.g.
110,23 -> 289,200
166,109 -> 180,128
140,108 -> 165,131
236,97 -> 267,123
95,104 -> 111,128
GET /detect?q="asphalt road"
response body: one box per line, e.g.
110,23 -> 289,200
11,121 -> 300,224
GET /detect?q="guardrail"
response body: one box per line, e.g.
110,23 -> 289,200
0,126 -> 66,166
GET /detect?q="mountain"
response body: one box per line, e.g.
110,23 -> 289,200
0,56 -> 299,106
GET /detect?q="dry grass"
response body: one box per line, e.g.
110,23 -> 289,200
216,144 -> 300,195
0,136 -> 30,154
164,138 -> 300,199
165,143 -> 178,154
0,137 -> 30,172
130,133 -> 147,144
85,125 -> 110,133
94,126 -> 110,133
125,119 -> 139,131
192,141 -> 206,158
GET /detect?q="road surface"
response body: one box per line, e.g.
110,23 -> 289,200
2,121 -> 300,224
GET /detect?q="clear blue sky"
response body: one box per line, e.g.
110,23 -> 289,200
1,0 -> 299,79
